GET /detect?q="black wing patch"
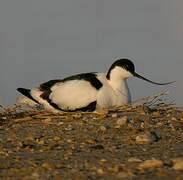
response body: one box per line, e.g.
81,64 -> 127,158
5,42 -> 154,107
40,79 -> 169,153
39,73 -> 103,91
17,88 -> 40,104
40,79 -> 62,91
61,73 -> 103,90
41,91 -> 96,112
39,73 -> 101,112
47,101 -> 97,112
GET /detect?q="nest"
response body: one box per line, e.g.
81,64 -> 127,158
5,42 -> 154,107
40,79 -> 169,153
0,90 -> 178,119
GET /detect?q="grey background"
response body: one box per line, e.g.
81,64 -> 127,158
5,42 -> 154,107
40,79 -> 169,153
0,0 -> 182,106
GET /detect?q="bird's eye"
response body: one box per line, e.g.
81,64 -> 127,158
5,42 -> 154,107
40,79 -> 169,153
123,64 -> 129,70
122,63 -> 135,73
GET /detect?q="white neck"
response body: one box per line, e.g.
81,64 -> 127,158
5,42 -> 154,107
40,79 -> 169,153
105,66 -> 133,103
107,73 -> 131,103
108,77 -> 129,93
107,67 -> 130,89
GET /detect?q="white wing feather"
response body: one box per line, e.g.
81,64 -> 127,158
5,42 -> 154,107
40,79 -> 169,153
49,80 -> 98,110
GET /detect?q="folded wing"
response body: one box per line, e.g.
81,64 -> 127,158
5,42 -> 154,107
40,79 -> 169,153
49,80 -> 98,111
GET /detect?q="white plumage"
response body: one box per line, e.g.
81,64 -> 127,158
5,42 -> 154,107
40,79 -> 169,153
50,80 -> 97,110
17,59 -> 174,112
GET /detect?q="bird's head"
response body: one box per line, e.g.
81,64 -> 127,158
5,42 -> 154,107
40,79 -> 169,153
106,58 -> 175,85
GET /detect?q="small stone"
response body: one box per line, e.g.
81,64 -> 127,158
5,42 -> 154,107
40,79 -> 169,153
65,125 -> 73,131
44,118 -> 52,123
135,131 -> 159,144
100,159 -> 107,163
138,159 -> 163,170
171,158 -> 183,170
112,113 -> 118,118
128,157 -> 142,163
140,122 -> 145,129
67,139 -> 73,143
108,165 -> 119,173
97,168 -> 104,175
152,111 -> 160,116
42,162 -> 55,170
116,171 -> 134,179
86,139 -> 96,144
156,122 -> 163,127
140,111 -> 146,115
31,172 -> 40,179
58,122 -> 64,125
36,139 -> 44,145
115,125 -> 121,129
99,126 -> 107,131
156,170 -> 168,177
116,116 -> 128,126
171,117 -> 177,121
167,114 -> 171,117
53,136 -> 61,141
25,134 -> 35,142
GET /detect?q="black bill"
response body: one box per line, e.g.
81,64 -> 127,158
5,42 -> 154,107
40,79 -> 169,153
133,72 -> 175,85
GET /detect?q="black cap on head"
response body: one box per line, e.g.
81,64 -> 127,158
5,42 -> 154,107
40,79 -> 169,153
107,58 -> 175,85
106,59 -> 135,79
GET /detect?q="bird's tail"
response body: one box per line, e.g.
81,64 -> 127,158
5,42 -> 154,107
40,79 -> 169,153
17,88 -> 39,104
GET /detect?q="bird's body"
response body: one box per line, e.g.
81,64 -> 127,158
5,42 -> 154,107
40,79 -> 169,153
17,59 -> 174,112
18,72 -> 131,112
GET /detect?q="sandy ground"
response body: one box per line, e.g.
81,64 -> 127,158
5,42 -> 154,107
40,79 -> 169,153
0,102 -> 183,179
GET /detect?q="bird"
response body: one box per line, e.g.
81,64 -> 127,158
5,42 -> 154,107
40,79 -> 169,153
17,59 -> 174,112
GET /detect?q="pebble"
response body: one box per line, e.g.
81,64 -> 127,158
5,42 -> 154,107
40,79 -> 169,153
116,171 -> 134,179
42,162 -> 55,170
171,158 -> 183,170
58,121 -> 64,125
99,126 -> 107,131
116,116 -> 128,126
67,139 -> 73,143
25,134 -> 35,142
97,168 -> 104,175
140,122 -> 145,129
36,139 -> 44,145
108,165 -> 119,173
140,111 -> 146,115
31,172 -> 40,179
167,114 -> 171,117
128,157 -> 142,163
112,113 -> 118,118
100,159 -> 107,163
1,117 -> 7,120
135,131 -> 159,144
43,118 -> 52,124
72,114 -> 82,118
53,136 -> 61,141
156,122 -> 163,127
171,117 -> 177,121
138,159 -> 163,170
65,125 -> 73,131
86,139 -> 96,144
152,111 -> 160,117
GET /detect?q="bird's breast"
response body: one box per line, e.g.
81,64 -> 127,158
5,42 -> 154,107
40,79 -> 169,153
91,74 -> 131,109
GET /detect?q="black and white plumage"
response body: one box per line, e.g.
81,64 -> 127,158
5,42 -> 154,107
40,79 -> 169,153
17,59 -> 174,112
